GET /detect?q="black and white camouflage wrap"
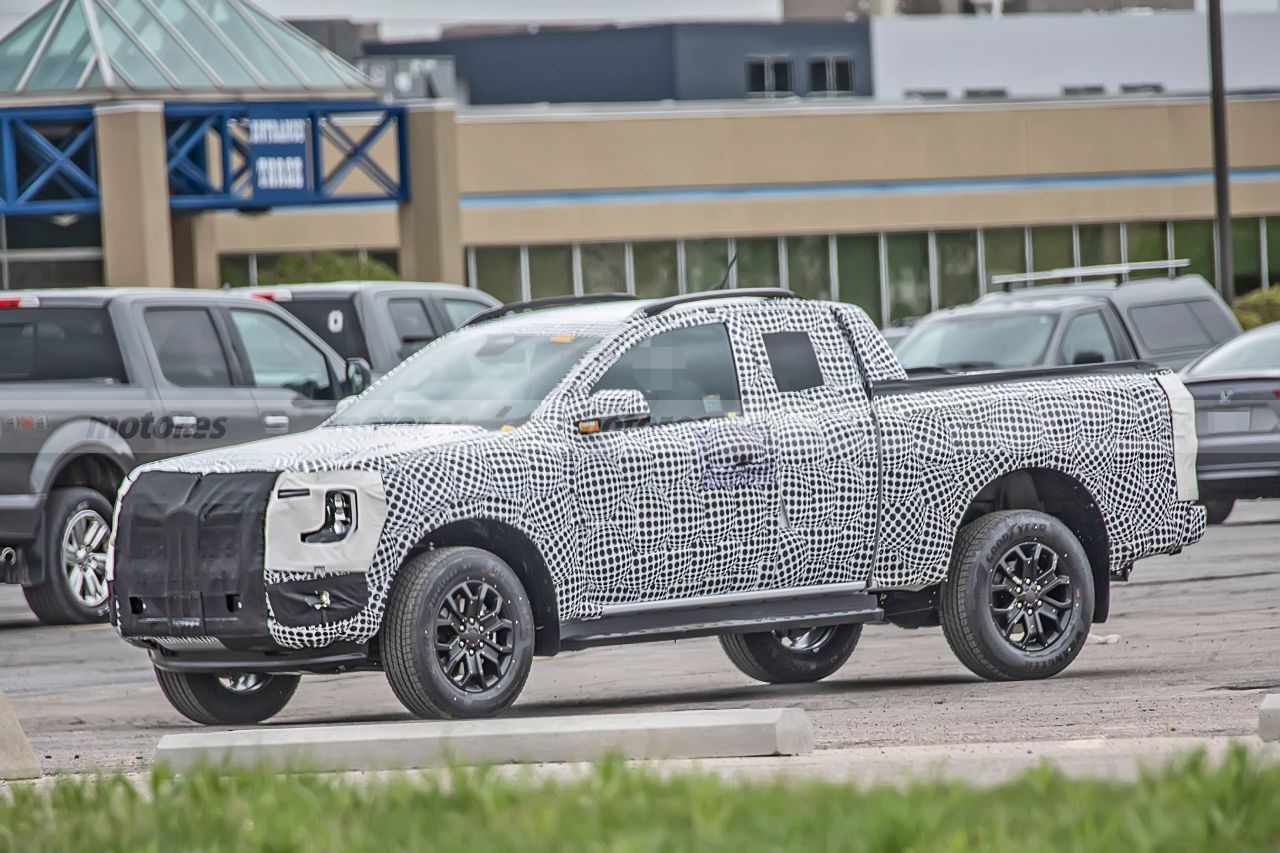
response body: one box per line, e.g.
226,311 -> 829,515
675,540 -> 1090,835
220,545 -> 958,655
114,298 -> 1205,650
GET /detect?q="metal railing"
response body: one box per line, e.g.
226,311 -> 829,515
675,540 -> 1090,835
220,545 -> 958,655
990,259 -> 1190,290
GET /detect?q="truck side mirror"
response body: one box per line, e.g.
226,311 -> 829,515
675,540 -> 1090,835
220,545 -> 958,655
576,389 -> 651,434
345,357 -> 373,395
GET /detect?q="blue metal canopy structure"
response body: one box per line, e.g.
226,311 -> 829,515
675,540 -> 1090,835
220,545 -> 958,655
0,0 -> 407,217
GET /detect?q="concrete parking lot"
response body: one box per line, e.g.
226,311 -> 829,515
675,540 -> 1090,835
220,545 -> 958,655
2,502 -> 1277,776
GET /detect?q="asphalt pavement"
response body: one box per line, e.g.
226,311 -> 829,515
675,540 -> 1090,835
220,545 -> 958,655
2,501 -> 1277,776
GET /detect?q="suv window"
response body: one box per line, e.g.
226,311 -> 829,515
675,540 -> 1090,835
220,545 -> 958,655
763,331 -> 825,391
389,298 -> 439,360
229,309 -> 334,400
1059,311 -> 1118,364
442,297 -> 492,329
594,323 -> 741,424
0,307 -> 127,383
279,297 -> 368,361
145,308 -> 231,387
1128,302 -> 1213,353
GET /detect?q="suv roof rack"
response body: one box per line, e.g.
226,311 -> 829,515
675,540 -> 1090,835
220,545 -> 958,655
633,288 -> 798,318
463,292 -> 636,327
990,259 -> 1190,290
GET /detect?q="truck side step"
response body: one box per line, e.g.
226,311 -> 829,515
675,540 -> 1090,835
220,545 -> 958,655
559,592 -> 883,651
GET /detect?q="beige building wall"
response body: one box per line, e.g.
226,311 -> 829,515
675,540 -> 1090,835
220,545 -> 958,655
207,96 -> 1280,257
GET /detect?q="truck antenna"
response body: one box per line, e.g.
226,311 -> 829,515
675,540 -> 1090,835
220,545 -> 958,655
711,254 -> 739,291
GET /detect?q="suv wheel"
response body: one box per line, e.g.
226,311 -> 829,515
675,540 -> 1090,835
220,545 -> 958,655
941,510 -> 1093,681
720,623 -> 862,683
23,487 -> 113,625
154,669 -> 300,725
383,547 -> 535,720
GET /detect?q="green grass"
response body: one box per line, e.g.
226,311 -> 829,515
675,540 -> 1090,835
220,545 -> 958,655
1,746 -> 1277,852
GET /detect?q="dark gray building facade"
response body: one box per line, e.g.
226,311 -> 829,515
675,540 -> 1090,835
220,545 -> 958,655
362,22 -> 873,105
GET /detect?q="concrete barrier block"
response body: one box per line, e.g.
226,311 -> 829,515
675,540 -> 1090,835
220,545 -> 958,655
0,691 -> 39,781
156,707 -> 813,773
1261,694 -> 1280,743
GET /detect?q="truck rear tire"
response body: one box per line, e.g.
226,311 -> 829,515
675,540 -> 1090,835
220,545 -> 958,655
720,624 -> 862,684
23,487 -> 113,625
154,669 -> 300,726
941,510 -> 1093,682
382,547 -> 535,720
1201,498 -> 1235,525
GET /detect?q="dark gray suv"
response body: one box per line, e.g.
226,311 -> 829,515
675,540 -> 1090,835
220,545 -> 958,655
897,270 -> 1241,374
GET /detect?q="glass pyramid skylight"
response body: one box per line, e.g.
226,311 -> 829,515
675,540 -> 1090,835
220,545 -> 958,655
0,0 -> 371,96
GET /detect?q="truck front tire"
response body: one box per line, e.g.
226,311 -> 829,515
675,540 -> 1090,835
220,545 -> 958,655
154,669 -> 300,726
941,510 -> 1093,682
23,487 -> 113,625
382,547 -> 535,720
720,623 -> 862,684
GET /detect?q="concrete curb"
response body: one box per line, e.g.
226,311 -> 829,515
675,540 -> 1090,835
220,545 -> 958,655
155,707 -> 814,773
1262,694 -> 1280,742
0,691 -> 39,780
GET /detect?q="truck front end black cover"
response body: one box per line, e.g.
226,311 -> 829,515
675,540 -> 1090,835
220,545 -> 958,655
112,471 -> 276,640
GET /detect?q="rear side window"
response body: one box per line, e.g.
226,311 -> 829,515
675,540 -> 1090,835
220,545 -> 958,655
145,308 -> 231,387
441,297 -> 491,329
0,308 -> 127,383
594,323 -> 741,424
1128,303 -> 1213,353
389,298 -> 439,360
1188,299 -> 1240,343
762,331 -> 824,392
280,298 -> 368,361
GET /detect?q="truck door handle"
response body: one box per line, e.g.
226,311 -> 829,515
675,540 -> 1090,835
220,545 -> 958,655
263,415 -> 290,432
171,416 -> 197,429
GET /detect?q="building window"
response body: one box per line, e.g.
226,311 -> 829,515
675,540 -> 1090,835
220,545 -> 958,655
527,244 -> 573,299
746,57 -> 793,96
472,247 -> 522,303
835,235 -> 881,323
632,241 -> 679,298
983,228 -> 1028,288
936,231 -> 979,308
684,239 -> 731,292
1267,217 -> 1279,289
580,243 -> 627,294
885,233 -> 930,322
1078,224 -> 1123,268
1231,218 -> 1263,297
809,56 -> 853,95
963,88 -> 1008,99
1063,85 -> 1106,97
785,235 -> 830,299
904,89 -> 948,100
1124,222 -> 1169,276
1030,226 -> 1074,274
736,237 -> 781,288
1171,220 -> 1215,287
1,214 -> 104,291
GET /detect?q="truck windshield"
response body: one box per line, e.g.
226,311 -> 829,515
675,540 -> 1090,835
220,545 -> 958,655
331,327 -> 601,429
897,313 -> 1059,371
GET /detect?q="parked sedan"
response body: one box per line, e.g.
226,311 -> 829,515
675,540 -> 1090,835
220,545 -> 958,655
1181,321 -> 1280,524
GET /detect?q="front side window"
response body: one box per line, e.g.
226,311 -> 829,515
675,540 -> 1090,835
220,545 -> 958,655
442,298 -> 492,329
1059,311 -> 1118,365
594,324 -> 741,424
229,309 -> 334,400
332,327 -> 602,429
145,308 -> 231,387
389,298 -> 438,360
897,313 -> 1059,371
